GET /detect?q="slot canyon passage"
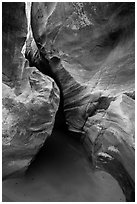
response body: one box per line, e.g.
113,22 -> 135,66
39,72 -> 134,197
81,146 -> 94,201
2,2 -> 135,202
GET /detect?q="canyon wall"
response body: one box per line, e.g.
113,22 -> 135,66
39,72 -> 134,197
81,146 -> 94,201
29,2 -> 135,201
2,2 -> 135,201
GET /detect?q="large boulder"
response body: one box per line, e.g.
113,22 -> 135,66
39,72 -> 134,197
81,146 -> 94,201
29,2 -> 135,201
2,66 -> 60,179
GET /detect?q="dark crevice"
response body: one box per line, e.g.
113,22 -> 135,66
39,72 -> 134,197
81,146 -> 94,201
96,96 -> 115,110
87,96 -> 115,118
26,50 -> 67,131
124,91 -> 135,100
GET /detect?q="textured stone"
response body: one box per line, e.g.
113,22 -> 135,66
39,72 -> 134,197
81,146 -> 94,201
30,2 -> 135,127
82,94 -> 135,200
2,2 -> 60,179
29,2 -> 135,201
2,66 -> 60,179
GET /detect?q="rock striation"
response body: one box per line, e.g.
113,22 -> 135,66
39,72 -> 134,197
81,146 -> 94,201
2,3 -> 60,179
28,2 -> 135,201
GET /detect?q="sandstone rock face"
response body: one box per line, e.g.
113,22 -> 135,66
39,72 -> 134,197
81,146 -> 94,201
30,2 -> 134,129
30,2 -> 135,201
2,67 -> 60,179
2,3 -> 60,179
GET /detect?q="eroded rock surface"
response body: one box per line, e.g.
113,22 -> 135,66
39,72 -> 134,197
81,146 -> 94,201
2,2 -> 60,179
29,2 -> 135,201
2,66 -> 60,179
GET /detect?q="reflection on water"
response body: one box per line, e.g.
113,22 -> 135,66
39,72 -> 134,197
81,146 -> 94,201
3,129 -> 125,202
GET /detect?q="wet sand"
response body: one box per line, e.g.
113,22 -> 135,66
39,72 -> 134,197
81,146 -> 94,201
2,130 -> 125,202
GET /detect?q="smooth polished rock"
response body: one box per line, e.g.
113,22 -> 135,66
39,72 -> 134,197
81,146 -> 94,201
2,66 -> 60,179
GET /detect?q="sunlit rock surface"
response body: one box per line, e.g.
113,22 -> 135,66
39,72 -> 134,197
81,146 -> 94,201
2,2 -> 60,179
29,2 -> 135,201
